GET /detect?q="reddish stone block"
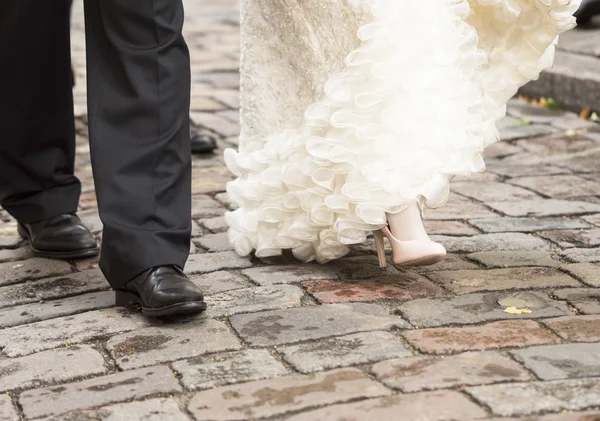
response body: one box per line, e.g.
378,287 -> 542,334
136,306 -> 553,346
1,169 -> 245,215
542,315 -> 600,343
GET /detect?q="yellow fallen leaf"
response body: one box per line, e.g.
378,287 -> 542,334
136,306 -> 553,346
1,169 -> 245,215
580,107 -> 592,120
504,306 -> 532,315
12,264 -> 24,269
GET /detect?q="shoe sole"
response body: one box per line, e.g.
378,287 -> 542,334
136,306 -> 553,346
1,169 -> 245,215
396,254 -> 446,267
18,225 -> 100,260
115,290 -> 207,317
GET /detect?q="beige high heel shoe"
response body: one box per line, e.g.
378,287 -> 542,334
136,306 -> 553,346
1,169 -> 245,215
373,226 -> 447,268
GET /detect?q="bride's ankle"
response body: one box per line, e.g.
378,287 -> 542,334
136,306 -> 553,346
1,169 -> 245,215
387,204 -> 430,242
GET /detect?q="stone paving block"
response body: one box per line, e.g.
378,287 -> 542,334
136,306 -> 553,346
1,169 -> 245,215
563,263 -> 600,286
242,264 -> 339,285
302,274 -> 445,304
190,270 -> 249,295
372,351 -> 531,392
467,251 -> 561,268
486,163 -> 571,178
192,167 -> 232,195
430,233 -> 550,253
191,111 -> 239,137
553,288 -> 600,314
106,318 -> 242,370
0,345 -> 106,393
187,368 -> 391,421
499,123 -> 557,141
478,413 -> 600,421
485,199 -> 600,217
79,210 -> 103,234
561,150 -> 600,174
0,291 -> 114,328
193,232 -> 232,252
424,193 -> 498,220
399,291 -> 570,328
0,247 -> 33,264
214,192 -> 237,210
185,251 -> 252,274
201,216 -> 228,233
512,343 -> 600,380
205,285 -> 304,318
230,303 -> 407,346
428,267 -> 579,294
422,220 -> 479,235
469,217 -> 590,233
403,320 -> 560,354
516,133 -> 597,156
561,248 -> 600,263
37,398 -> 190,421
280,331 -> 412,373
0,307 -> 151,357
173,349 -> 289,391
452,181 -> 539,202
510,175 -> 600,198
409,253 -> 480,272
0,269 -> 109,309
540,229 -> 600,248
542,315 -> 600,343
330,255 -> 398,280
0,395 -> 18,421
583,214 -> 600,227
467,378 -> 600,417
192,195 -> 226,218
0,258 -> 72,287
284,390 -> 487,421
0,225 -> 22,249
19,366 -> 182,420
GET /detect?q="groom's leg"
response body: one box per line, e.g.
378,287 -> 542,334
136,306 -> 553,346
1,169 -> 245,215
0,0 -> 81,223
83,0 -> 192,289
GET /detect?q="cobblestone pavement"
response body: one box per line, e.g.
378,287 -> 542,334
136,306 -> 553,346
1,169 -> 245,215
1,1 -> 600,420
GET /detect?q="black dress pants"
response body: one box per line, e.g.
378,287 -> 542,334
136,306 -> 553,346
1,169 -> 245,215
0,0 -> 192,289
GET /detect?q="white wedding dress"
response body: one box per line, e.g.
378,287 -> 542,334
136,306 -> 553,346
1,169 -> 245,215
224,0 -> 579,263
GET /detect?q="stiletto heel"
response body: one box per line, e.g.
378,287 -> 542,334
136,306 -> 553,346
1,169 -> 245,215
373,230 -> 387,269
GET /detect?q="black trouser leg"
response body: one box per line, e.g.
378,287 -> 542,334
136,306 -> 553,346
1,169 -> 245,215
0,1 -> 81,223
83,0 -> 192,289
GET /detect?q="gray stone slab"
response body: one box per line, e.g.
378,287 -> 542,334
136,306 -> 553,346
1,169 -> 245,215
192,195 -> 226,218
506,99 -> 571,124
430,233 -> 550,253
583,214 -> 600,227
184,251 -> 252,274
480,413 -> 600,421
0,307 -> 151,357
485,199 -> 600,217
409,253 -> 480,273
172,349 -> 289,391
561,247 -> 600,263
106,318 -> 242,370
205,285 -> 304,318
499,123 -> 558,141
0,258 -> 72,287
285,390 -> 487,421
330,255 -> 399,280
193,232 -> 232,252
553,288 -> 600,314
214,192 -> 237,210
398,291 -> 571,328
280,331 -> 412,373
79,210 -> 103,234
510,175 -> 600,198
0,247 -> 34,264
230,303 -> 408,346
0,269 -> 109,308
563,263 -> 600,286
372,351 -> 531,392
0,291 -> 114,328
560,149 -> 600,174
469,217 -> 590,233
467,251 -> 561,268
201,216 -> 228,233
187,368 -> 391,421
543,227 -> 600,246
242,264 -> 339,285
452,181 -> 539,202
0,395 -> 18,421
486,163 -> 571,178
424,193 -> 498,220
19,366 -> 182,420
467,378 -> 600,417
37,398 -> 190,421
427,268 -> 579,294
190,270 -> 249,295
512,343 -> 600,380
0,345 -> 106,393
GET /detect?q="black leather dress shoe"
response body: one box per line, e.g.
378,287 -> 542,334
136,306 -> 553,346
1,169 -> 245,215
115,265 -> 206,317
191,131 -> 217,154
575,0 -> 600,23
18,214 -> 99,259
